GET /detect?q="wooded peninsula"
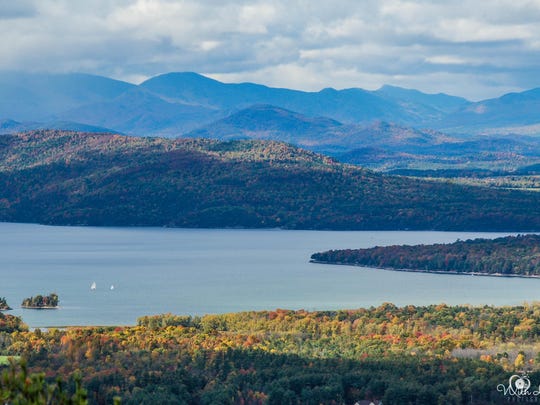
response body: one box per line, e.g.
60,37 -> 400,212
311,234 -> 540,277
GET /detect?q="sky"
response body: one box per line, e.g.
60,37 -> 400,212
1,0 -> 540,100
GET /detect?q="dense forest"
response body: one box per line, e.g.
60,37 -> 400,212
4,304 -> 540,403
0,360 -> 88,404
311,234 -> 540,276
1,130 -> 540,230
21,293 -> 59,309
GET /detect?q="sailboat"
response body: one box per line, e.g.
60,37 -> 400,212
90,281 -> 96,290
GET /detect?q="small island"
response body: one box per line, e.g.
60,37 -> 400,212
0,297 -> 11,311
311,234 -> 540,278
21,293 -> 59,309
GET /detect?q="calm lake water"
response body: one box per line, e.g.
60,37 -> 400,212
0,222 -> 537,328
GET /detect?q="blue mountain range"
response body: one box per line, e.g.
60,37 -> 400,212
2,71 -> 537,138
1,71 -> 540,171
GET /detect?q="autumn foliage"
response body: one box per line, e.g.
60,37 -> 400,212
1,130 -> 540,231
3,305 -> 540,403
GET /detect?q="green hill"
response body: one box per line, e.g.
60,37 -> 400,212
1,130 -> 540,230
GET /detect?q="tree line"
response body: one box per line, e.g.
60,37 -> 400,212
21,293 -> 59,309
311,234 -> 540,276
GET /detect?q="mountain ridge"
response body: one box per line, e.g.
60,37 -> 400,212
3,71 -> 538,138
187,104 -> 540,170
1,130 -> 540,231
0,71 -> 476,134
2,71 -> 540,170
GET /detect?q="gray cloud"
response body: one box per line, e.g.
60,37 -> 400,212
0,0 -> 539,99
0,0 -> 37,19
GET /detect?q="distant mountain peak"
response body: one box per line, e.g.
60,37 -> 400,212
319,87 -> 339,94
231,104 -> 342,124
141,71 -> 221,85
187,103 -> 345,143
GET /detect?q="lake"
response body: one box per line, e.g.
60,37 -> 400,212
0,222 -> 537,328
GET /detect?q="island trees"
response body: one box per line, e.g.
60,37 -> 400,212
0,297 -> 11,311
21,293 -> 59,309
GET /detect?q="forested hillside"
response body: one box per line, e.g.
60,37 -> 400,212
2,130 -> 540,230
311,234 -> 540,276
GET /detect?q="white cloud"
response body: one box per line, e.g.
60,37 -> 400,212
436,18 -> 535,43
199,41 -> 221,52
0,0 -> 540,99
238,3 -> 277,34
425,55 -> 469,65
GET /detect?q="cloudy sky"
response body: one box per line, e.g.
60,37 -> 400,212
1,0 -> 540,100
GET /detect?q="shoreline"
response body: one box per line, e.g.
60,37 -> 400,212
0,221 -> 539,234
21,306 -> 59,310
309,260 -> 540,279
28,325 -> 132,331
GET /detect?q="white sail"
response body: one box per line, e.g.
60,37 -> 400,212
91,282 -> 96,290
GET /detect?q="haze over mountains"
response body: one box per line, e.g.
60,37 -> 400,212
2,71 -> 540,170
1,71 -> 539,135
